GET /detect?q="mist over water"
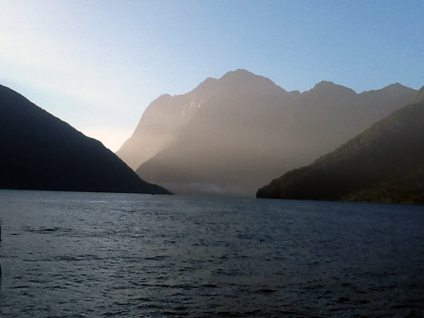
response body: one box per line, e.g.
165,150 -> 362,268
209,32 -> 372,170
0,191 -> 423,317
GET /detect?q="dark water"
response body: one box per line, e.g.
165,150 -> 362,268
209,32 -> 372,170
0,191 -> 423,317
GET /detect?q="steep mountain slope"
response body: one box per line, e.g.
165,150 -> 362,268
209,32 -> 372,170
135,70 -> 301,196
119,69 -> 415,197
290,82 -> 416,157
257,87 -> 424,204
0,84 -> 171,194
116,77 -> 219,170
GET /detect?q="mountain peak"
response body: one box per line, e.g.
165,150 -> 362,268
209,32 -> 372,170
315,80 -> 335,86
222,68 -> 255,77
381,82 -> 414,92
220,69 -> 265,82
306,81 -> 357,98
312,81 -> 354,92
219,69 -> 283,92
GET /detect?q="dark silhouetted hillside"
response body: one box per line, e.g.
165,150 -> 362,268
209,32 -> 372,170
0,84 -> 171,195
257,87 -> 424,204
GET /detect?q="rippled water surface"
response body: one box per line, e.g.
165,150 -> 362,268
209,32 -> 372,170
0,190 -> 423,317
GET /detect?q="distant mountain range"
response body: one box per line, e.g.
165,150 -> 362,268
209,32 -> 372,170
117,69 -> 416,197
0,84 -> 171,195
257,87 -> 424,204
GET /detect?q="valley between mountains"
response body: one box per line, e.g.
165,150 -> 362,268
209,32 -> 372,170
1,69 -> 422,203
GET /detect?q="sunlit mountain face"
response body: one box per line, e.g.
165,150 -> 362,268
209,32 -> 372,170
117,69 -> 416,197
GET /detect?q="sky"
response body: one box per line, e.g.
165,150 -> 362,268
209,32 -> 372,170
0,0 -> 423,151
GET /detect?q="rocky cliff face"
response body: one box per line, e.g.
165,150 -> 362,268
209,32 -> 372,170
116,77 -> 219,170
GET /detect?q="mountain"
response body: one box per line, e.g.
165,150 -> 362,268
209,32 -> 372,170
116,76 -> 220,170
118,69 -> 416,197
257,87 -> 424,204
0,84 -> 171,195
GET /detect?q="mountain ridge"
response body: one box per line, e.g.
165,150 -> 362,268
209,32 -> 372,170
0,84 -> 171,195
117,70 -> 416,197
257,87 -> 424,203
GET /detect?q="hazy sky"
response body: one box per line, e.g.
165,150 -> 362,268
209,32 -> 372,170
1,0 -> 423,151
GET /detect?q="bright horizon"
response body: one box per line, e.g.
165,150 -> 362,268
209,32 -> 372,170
1,0 -> 423,151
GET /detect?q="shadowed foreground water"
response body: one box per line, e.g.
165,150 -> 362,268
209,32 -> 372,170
0,190 -> 423,317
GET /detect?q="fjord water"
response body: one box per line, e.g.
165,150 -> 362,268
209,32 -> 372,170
0,191 -> 423,317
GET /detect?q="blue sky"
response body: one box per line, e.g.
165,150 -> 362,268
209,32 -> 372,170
1,0 -> 423,151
